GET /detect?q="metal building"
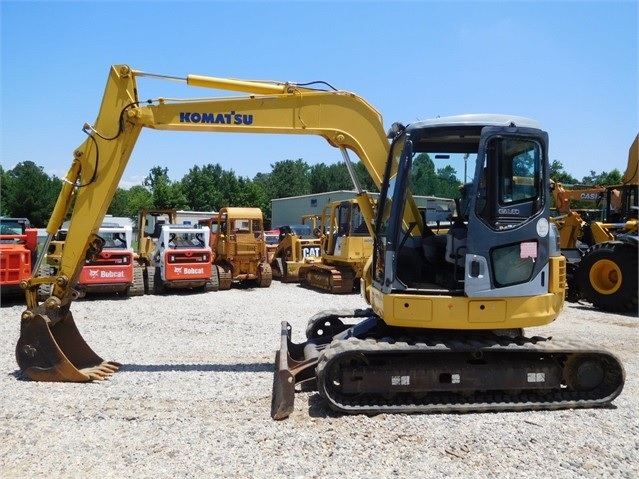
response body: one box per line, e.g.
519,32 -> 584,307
272,191 -> 455,228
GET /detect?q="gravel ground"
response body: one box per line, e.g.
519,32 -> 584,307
1,282 -> 637,479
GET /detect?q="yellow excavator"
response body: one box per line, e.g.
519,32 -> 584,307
17,66 -> 624,421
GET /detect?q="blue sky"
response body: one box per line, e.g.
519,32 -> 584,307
1,1 -> 637,189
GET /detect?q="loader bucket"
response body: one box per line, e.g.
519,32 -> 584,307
16,310 -> 120,382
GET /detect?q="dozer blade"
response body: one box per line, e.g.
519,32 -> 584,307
280,264 -> 301,283
271,322 -> 297,420
271,349 -> 296,420
271,321 -> 329,420
16,311 -> 120,382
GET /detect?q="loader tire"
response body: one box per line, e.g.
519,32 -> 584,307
576,242 -> 638,313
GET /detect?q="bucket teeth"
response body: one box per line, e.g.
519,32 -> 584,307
16,311 -> 118,382
81,361 -> 122,381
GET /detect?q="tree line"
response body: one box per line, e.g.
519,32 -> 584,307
0,156 -> 623,228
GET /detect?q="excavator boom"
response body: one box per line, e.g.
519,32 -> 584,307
17,65 -> 392,382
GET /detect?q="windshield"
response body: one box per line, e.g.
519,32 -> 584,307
375,129 -> 473,240
0,220 -> 25,235
167,230 -> 207,248
99,232 -> 128,249
372,124 -> 493,288
474,136 -> 543,228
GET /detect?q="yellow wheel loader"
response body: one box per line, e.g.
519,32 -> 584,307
16,66 -> 624,420
551,135 -> 638,311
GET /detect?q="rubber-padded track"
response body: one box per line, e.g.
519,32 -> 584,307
316,335 -> 625,415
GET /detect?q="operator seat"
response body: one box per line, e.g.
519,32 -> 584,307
445,218 -> 468,267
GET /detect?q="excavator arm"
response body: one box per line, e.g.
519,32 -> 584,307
18,64 -> 407,382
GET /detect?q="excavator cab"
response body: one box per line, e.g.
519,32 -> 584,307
272,116 -> 612,421
371,119 -> 555,303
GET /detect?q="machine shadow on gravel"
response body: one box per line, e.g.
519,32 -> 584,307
570,303 -> 638,318
9,362 -> 274,380
106,362 -> 274,373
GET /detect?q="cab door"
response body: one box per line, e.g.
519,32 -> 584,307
464,126 -> 551,298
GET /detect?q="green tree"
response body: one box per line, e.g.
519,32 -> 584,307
434,165 -> 462,199
216,170 -> 242,208
108,187 -> 130,217
235,177 -> 271,220
581,169 -> 622,186
144,166 -> 188,209
353,161 -> 378,192
107,185 -> 153,219
252,172 -> 271,196
181,164 -> 226,211
267,159 -> 311,198
410,153 -> 436,196
125,185 -> 154,215
0,165 -> 9,216
549,160 -> 578,184
2,161 -> 62,227
309,163 -> 353,193
410,154 -> 461,198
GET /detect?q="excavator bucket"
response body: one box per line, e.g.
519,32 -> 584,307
16,310 -> 120,382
